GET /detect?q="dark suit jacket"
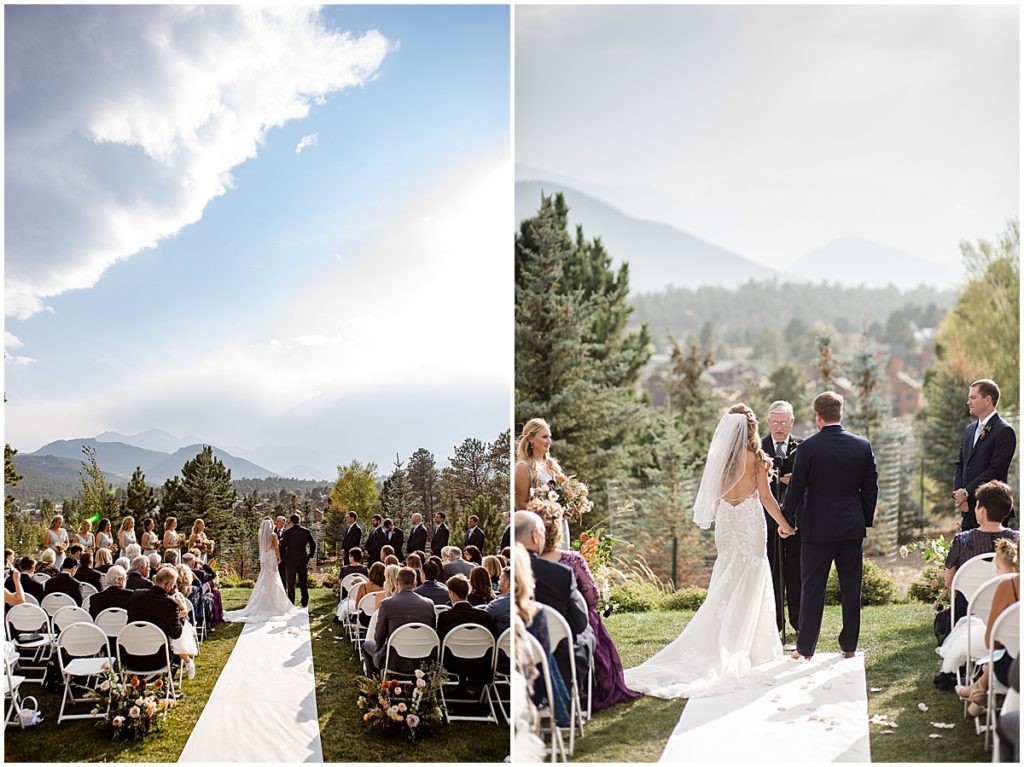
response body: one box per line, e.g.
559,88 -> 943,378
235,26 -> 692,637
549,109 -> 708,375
44,572 -> 83,606
6,573 -> 44,603
407,524 -> 428,555
126,571 -> 154,591
342,523 -> 362,559
782,425 -> 878,543
528,551 -> 588,637
414,580 -> 450,606
954,412 -> 1017,522
443,558 -> 475,580
88,585 -> 133,619
484,593 -> 511,637
341,564 -> 369,579
464,526 -> 486,552
371,588 -> 437,672
366,527 -> 386,564
384,528 -> 405,560
762,434 -> 802,507
281,524 -> 316,568
75,566 -> 103,591
431,524 -> 450,555
499,525 -> 511,551
125,586 -> 183,670
437,601 -> 495,639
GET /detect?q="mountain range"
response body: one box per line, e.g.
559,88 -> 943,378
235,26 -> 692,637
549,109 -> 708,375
516,178 -> 962,292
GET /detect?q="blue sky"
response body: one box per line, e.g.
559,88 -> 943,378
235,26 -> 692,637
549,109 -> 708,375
4,5 -> 511,479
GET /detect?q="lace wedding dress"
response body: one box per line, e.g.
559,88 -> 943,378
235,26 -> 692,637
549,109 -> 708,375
624,414 -> 783,699
224,519 -> 299,624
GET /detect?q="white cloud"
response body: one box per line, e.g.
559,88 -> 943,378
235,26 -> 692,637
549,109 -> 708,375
5,355 -> 36,366
5,332 -> 24,350
296,334 -> 332,346
5,5 -> 392,318
295,133 -> 319,156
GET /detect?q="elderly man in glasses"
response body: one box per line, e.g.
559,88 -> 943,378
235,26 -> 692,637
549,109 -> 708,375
762,400 -> 802,641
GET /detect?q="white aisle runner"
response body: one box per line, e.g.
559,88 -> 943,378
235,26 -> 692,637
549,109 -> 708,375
179,610 -> 323,763
659,653 -> 871,763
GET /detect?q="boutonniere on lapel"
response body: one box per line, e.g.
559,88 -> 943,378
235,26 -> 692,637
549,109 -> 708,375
979,423 -> 993,442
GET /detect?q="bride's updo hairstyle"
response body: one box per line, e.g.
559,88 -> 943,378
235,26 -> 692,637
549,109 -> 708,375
527,498 -> 563,553
516,417 -> 563,474
728,403 -> 773,475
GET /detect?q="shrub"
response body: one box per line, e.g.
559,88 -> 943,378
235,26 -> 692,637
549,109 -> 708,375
660,585 -> 708,611
607,580 -> 664,613
218,574 -> 242,589
907,565 -> 947,606
826,559 -> 899,606
237,579 -> 255,589
320,573 -> 340,590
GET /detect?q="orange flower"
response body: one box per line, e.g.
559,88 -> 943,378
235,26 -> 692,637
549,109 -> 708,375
154,679 -> 163,690
130,677 -> 140,688
579,532 -> 590,542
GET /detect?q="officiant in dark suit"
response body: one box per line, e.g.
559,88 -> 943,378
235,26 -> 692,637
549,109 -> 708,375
783,392 -> 877,660
953,379 -> 1017,531
280,513 -> 316,608
762,400 -> 802,636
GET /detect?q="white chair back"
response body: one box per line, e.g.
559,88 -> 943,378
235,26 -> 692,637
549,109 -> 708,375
541,604 -> 572,650
385,622 -> 439,666
357,592 -> 379,618
52,606 -> 93,633
5,603 -> 50,636
57,622 -> 109,662
30,573 -> 50,584
95,608 -> 129,638
989,601 -> 1020,657
966,574 -> 1014,628
21,593 -> 39,606
340,574 -> 368,597
116,621 -> 169,663
951,553 -> 997,623
40,592 -> 77,617
495,627 -> 512,665
434,604 -> 449,615
442,623 -> 495,660
79,582 -> 99,598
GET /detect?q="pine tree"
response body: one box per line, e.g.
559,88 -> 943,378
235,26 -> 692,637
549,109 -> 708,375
126,466 -> 158,519
766,363 -> 810,424
380,455 -> 419,531
178,446 -> 237,535
161,476 -> 186,518
406,449 -> 438,518
5,444 -> 22,515
78,445 -> 115,528
847,336 -> 890,440
325,460 -> 379,552
486,430 -> 512,510
815,324 -> 838,389
915,365 -> 972,514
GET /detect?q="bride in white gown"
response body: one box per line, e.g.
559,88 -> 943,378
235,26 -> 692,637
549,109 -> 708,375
624,404 -> 797,699
224,518 -> 299,623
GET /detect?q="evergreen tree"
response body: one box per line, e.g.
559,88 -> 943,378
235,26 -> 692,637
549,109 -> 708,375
78,445 -> 115,528
5,444 -> 22,515
915,364 -> 973,515
766,363 -> 811,424
178,446 -> 237,535
660,334 -> 722,460
486,430 -> 512,510
126,466 -> 158,519
380,455 -> 419,531
406,449 -> 438,518
814,324 -> 838,389
847,336 -> 890,440
161,476 -> 186,518
325,460 -> 379,552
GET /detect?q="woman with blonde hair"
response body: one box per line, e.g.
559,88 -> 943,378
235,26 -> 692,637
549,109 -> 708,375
188,519 -> 213,564
482,554 -> 503,591
42,514 -> 70,569
140,518 -> 159,555
74,518 -> 95,552
162,517 -> 180,556
625,404 -> 796,699
117,517 -> 137,557
381,564 -> 401,600
514,417 -> 572,549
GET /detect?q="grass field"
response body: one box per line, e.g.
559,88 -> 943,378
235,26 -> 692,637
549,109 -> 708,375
4,587 -> 510,763
571,604 -> 990,763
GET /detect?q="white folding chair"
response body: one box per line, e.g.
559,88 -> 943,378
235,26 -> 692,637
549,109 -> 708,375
21,593 -> 39,606
540,605 -> 584,754
964,573 -> 1015,715
52,606 -> 93,635
340,573 -> 368,601
382,622 -> 439,683
40,592 -> 78,618
4,641 -> 26,729
56,622 -> 111,722
523,629 -> 567,763
983,601 -> 1019,750
439,623 -> 497,723
115,621 -> 176,702
951,553 -> 998,685
79,582 -> 99,599
95,608 -> 129,641
4,604 -> 53,682
30,573 -> 50,585
491,627 -> 513,721
352,593 -> 379,651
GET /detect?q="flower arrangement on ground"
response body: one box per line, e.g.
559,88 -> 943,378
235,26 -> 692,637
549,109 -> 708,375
576,527 -> 632,617
902,535 -> 951,606
92,666 -> 175,741
355,662 -> 446,741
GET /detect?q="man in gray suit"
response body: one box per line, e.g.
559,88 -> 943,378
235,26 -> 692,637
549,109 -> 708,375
362,567 -> 436,676
442,547 -> 475,579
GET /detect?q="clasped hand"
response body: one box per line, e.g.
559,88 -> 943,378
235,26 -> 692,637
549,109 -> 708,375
778,524 -> 797,539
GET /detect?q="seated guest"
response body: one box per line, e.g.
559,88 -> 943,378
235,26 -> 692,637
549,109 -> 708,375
124,543 -> 142,561
181,553 -> 210,584
341,562 -> 386,624
515,509 -> 596,708
443,547 -> 475,579
405,552 -> 424,586
380,545 -> 395,561
362,567 -> 436,675
464,544 -> 483,566
88,565 -> 133,618
438,574 -> 495,693
126,555 -> 154,590
94,547 -> 114,574
955,539 -> 1019,715
187,549 -> 223,626
501,547 -> 511,564
148,552 -> 163,573
164,549 -> 180,566
482,555 -> 503,592
44,556 -> 84,605
468,566 -> 495,606
533,499 -> 640,711
943,480 -> 1019,632
126,566 -> 188,675
36,548 -> 59,576
7,557 -> 44,604
173,565 -> 202,673
414,559 -> 450,606
67,543 -> 84,562
484,566 -> 512,638
341,549 -> 369,578
74,551 -> 103,591
383,555 -> 400,567
114,556 -> 132,575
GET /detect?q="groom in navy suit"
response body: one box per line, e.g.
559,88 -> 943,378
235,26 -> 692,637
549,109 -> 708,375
953,379 -> 1017,531
783,391 -> 878,660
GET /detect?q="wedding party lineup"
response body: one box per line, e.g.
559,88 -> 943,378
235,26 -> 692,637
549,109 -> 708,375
3,2 -> 1020,765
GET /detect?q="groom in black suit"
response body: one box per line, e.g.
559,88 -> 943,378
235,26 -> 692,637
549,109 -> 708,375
280,513 -> 317,608
783,391 -> 878,660
953,379 -> 1017,531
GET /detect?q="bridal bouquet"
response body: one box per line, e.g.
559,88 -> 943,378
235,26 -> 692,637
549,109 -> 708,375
356,663 -> 446,741
92,667 -> 176,741
553,474 -> 594,522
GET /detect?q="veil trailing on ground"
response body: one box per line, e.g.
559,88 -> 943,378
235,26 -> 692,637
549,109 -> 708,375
692,412 -> 749,529
258,518 -> 274,557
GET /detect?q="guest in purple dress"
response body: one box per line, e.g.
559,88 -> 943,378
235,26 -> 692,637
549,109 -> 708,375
536,502 -> 642,711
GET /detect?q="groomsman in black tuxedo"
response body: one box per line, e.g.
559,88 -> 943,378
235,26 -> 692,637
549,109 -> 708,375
365,514 -> 386,565
431,512 -> 450,556
407,512 -> 428,556
953,379 -> 1017,531
762,400 -> 802,637
383,518 -> 405,560
274,515 -> 288,586
499,511 -> 511,552
463,514 -> 485,551
783,392 -> 877,660
341,511 -> 362,562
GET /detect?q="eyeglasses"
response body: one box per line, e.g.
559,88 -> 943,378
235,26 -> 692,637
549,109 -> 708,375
767,420 -> 792,427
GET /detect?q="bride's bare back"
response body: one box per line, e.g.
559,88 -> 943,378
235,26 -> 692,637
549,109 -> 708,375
723,449 -> 762,503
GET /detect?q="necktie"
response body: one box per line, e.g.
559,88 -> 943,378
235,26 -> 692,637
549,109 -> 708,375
973,421 -> 983,447
776,441 -> 787,460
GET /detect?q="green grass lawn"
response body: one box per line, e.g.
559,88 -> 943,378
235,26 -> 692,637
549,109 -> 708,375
5,587 -> 510,762
573,604 -> 989,763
